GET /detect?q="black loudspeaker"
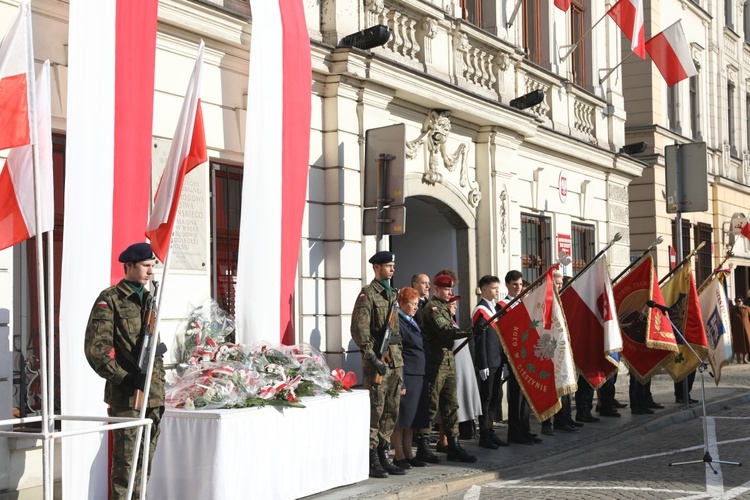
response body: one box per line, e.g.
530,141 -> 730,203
338,25 -> 391,50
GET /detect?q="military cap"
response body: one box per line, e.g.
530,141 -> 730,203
369,250 -> 395,265
118,242 -> 156,263
433,274 -> 454,288
447,295 -> 461,303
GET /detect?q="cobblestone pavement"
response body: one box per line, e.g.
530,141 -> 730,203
307,363 -> 750,500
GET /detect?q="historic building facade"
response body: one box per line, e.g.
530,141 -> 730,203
0,0 -> 645,464
622,0 -> 750,295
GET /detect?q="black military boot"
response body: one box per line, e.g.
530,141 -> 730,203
415,437 -> 441,464
369,447 -> 388,478
377,446 -> 407,475
446,437 -> 477,463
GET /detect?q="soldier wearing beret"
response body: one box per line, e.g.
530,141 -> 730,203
351,250 -> 406,478
84,242 -> 165,500
415,273 -> 479,463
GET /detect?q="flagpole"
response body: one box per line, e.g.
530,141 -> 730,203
598,51 -> 637,84
559,12 -> 609,61
697,248 -> 734,294
559,232 -> 622,294
612,236 -> 664,284
658,240 -> 706,285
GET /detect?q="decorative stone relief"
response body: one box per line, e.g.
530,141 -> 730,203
744,151 -> 750,184
609,204 -> 629,224
499,187 -> 507,253
724,141 -> 731,177
422,17 -> 438,38
608,183 -> 628,203
406,110 -> 482,207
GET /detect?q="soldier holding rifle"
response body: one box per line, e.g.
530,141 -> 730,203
351,250 -> 406,478
84,242 -> 165,500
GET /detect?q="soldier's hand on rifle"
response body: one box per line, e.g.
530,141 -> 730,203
123,372 -> 146,391
479,368 -> 489,381
369,356 -> 387,376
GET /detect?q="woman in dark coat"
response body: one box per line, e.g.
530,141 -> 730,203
730,297 -> 750,363
391,287 -> 431,468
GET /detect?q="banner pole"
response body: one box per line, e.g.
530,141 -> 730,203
559,232 -> 622,294
612,236 -> 664,284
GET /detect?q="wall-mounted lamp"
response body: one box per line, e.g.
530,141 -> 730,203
338,25 -> 391,50
620,142 -> 648,155
510,89 -> 544,110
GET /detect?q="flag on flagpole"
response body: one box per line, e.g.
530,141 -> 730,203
613,255 -> 678,383
661,262 -> 708,382
0,2 -> 34,151
700,273 -> 733,385
645,20 -> 698,87
59,1 -> 159,498
740,215 -> 750,241
560,257 -> 622,390
0,60 -> 53,251
235,0 -> 312,346
607,0 -> 646,59
554,0 -> 572,12
146,42 -> 207,262
494,268 -> 577,421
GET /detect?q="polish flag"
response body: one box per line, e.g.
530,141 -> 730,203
0,60 -> 53,251
235,0 -> 312,345
0,2 -> 33,151
645,20 -> 698,87
607,0 -> 646,60
554,0 -> 572,12
739,215 -> 750,241
494,268 -> 578,421
58,1 -> 159,498
146,42 -> 207,262
560,257 -> 622,390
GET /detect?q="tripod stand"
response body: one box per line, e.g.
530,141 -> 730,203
658,311 -> 742,472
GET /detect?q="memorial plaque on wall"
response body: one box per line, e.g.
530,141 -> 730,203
151,139 -> 208,271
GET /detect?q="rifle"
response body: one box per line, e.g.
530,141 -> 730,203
374,290 -> 399,385
133,280 -> 159,411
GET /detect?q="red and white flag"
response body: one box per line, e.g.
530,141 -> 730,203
645,20 -> 698,87
495,268 -> 577,421
560,257 -> 622,390
59,1 -> 159,498
0,2 -> 33,151
740,215 -> 750,241
0,60 -> 53,251
235,0 -> 312,345
554,0 -> 572,12
146,42 -> 207,262
607,0 -> 646,60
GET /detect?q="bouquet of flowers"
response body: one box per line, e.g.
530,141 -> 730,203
168,307 -> 358,409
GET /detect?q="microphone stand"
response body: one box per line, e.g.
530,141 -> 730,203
652,306 -> 743,472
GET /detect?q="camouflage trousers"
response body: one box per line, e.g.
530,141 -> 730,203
363,362 -> 403,448
108,405 -> 164,500
421,354 -> 459,438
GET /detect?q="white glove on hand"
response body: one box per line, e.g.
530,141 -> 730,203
479,368 -> 490,381
502,365 -> 510,379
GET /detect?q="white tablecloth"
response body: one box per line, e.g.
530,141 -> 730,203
148,390 -> 369,499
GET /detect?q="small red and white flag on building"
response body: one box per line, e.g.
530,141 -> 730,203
560,257 -> 622,390
740,215 -> 750,241
645,20 -> 698,87
607,0 -> 646,60
146,41 -> 208,262
494,268 -> 577,421
554,0 -> 572,12
0,60 -> 53,251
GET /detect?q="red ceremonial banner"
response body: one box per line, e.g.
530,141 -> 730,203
613,255 -> 677,382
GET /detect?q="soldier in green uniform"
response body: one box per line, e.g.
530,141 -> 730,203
416,273 -> 478,463
84,242 -> 166,500
350,250 -> 406,478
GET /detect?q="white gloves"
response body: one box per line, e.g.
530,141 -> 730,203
479,368 -> 490,381
502,365 -> 510,379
